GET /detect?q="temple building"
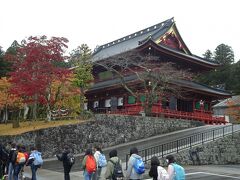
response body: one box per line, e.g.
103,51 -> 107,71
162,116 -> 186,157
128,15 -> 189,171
85,17 -> 231,124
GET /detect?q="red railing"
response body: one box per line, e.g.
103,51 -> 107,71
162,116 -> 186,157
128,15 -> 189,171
106,104 -> 226,124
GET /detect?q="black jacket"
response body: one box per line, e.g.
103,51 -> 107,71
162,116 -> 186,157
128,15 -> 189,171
57,150 -> 71,168
8,148 -> 17,164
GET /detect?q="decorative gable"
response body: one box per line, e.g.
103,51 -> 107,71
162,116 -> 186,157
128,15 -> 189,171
155,28 -> 189,54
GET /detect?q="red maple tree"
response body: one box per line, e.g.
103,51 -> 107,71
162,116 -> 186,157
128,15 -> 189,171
7,36 -> 71,120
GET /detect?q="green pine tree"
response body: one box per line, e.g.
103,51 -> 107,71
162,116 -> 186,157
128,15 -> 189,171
214,44 -> 234,65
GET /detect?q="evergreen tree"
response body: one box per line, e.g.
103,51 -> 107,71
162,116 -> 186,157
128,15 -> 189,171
202,49 -> 213,60
69,44 -> 92,67
0,47 -> 6,77
0,47 -> 12,78
228,61 -> 240,94
214,44 -> 234,65
71,44 -> 93,115
197,44 -> 237,93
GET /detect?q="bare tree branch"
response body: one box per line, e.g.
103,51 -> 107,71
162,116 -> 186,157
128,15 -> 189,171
93,51 -> 192,115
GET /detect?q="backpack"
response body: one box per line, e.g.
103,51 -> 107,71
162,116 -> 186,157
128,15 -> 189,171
109,159 -> 124,180
98,153 -> 107,167
86,155 -> 96,173
33,151 -> 43,166
16,152 -> 26,164
157,166 -> 169,180
67,153 -> 75,166
133,157 -> 145,174
172,163 -> 185,180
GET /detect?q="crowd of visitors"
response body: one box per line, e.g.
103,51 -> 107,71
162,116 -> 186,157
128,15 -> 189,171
0,142 -> 185,180
0,142 -> 43,180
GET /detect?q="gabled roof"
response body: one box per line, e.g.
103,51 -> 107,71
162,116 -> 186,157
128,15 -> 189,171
136,39 -> 219,68
213,95 -> 240,108
92,17 -> 219,68
92,18 -> 174,62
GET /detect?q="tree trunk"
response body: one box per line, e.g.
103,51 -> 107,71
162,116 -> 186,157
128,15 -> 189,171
145,104 -> 152,116
144,95 -> 154,116
46,92 -> 51,121
31,94 -> 38,120
46,103 -> 52,121
79,87 -> 85,116
3,105 -> 8,123
32,102 -> 37,120
23,104 -> 29,120
12,110 -> 20,128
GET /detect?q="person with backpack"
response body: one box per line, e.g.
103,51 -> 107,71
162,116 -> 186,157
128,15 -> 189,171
28,146 -> 43,180
104,149 -> 124,180
166,155 -> 185,180
18,145 -> 29,180
93,146 -> 106,180
13,145 -> 26,180
82,148 -> 97,180
56,145 -> 74,180
149,156 -> 169,180
7,143 -> 17,180
126,147 -> 145,180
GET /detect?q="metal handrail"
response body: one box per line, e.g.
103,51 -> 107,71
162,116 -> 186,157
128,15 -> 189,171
125,124 -> 240,169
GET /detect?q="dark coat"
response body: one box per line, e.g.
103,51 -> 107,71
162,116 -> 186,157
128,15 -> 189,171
8,148 -> 17,164
57,150 -> 71,169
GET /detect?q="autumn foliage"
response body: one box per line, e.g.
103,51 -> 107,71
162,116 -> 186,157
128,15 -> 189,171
8,36 -> 70,101
0,77 -> 22,109
54,74 -> 81,114
5,36 -> 71,120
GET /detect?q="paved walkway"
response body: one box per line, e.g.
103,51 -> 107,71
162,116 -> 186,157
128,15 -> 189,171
23,164 -> 240,180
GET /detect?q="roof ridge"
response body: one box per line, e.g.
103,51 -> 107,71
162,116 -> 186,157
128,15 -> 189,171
93,17 -> 174,54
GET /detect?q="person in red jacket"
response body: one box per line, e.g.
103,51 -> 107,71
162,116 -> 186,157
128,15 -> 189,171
82,149 -> 97,180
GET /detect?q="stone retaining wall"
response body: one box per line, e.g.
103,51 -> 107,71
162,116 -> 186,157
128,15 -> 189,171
0,114 -> 203,158
159,132 -> 240,166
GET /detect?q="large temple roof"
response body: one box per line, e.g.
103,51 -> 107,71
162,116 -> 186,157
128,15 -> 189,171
92,17 -> 219,67
139,39 -> 219,67
87,74 -> 231,98
92,18 -> 174,61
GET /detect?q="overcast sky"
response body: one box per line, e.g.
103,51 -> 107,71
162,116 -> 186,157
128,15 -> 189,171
1,0 -> 239,61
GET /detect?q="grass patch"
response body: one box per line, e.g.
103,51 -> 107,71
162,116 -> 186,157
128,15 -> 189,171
0,119 -> 85,136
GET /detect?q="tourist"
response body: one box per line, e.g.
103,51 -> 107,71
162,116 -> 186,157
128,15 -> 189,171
28,146 -> 43,180
104,149 -> 124,179
0,143 -> 9,178
92,146 -> 105,180
19,145 -> 29,179
13,144 -> 26,180
56,145 -> 74,180
82,148 -> 97,180
166,155 -> 185,180
4,142 -> 12,175
7,143 -> 17,180
149,156 -> 169,180
126,147 -> 145,180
